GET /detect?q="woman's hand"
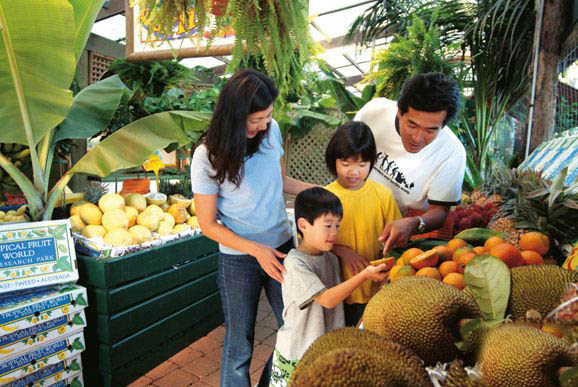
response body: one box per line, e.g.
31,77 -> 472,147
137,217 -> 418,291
252,243 -> 287,283
332,245 -> 368,275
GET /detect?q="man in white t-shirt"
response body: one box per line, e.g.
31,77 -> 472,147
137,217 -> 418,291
354,72 -> 466,253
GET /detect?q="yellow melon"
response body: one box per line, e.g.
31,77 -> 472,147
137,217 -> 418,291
125,193 -> 147,212
101,209 -> 129,232
69,215 -> 85,233
167,204 -> 189,224
98,193 -> 125,213
124,206 -> 139,227
137,212 -> 160,231
81,225 -> 107,239
128,225 -> 153,244
104,228 -> 134,247
79,203 -> 103,225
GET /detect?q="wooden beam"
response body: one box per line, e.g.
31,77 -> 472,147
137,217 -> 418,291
96,0 -> 125,22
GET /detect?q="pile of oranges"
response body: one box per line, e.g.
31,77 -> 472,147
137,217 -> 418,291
389,231 -> 550,290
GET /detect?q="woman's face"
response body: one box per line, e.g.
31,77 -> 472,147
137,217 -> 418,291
246,105 -> 274,138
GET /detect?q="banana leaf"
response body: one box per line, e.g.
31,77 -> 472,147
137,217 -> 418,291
71,0 -> 106,63
54,75 -> 134,142
0,0 -> 75,146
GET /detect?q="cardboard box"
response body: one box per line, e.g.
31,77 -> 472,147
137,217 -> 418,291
0,311 -> 86,361
0,285 -> 88,336
4,355 -> 82,387
0,332 -> 84,384
0,220 -> 78,293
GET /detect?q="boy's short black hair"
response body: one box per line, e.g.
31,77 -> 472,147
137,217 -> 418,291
294,187 -> 343,237
397,72 -> 460,126
325,121 -> 377,177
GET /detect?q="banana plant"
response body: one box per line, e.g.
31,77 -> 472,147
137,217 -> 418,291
0,0 -> 210,221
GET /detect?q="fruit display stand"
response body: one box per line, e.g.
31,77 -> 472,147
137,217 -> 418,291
76,234 -> 223,386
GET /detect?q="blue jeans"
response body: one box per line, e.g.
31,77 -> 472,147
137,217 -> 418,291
218,239 -> 293,387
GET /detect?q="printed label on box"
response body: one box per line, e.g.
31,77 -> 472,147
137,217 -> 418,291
0,311 -> 86,361
5,355 -> 82,387
0,220 -> 78,293
0,332 -> 84,383
0,285 -> 87,337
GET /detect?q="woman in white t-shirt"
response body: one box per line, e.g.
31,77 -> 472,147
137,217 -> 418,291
190,69 -> 312,387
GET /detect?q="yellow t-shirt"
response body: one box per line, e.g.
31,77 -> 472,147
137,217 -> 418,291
326,179 -> 402,304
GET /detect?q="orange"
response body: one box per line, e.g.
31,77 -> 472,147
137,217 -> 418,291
443,272 -> 466,290
447,238 -> 468,253
489,242 -> 524,268
432,245 -> 453,262
457,252 -> 477,266
415,267 -> 442,281
521,250 -> 544,265
439,261 -> 465,278
519,231 -> 550,256
453,246 -> 474,262
399,248 -> 424,265
389,265 -> 416,282
473,246 -> 488,255
409,250 -> 439,269
396,258 -> 405,266
484,236 -> 505,250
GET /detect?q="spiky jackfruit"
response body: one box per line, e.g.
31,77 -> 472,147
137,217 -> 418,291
362,276 -> 481,365
478,323 -> 576,387
443,359 -> 484,387
290,327 -> 430,386
508,265 -> 578,319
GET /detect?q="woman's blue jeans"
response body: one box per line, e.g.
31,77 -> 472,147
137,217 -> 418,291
218,239 -> 293,387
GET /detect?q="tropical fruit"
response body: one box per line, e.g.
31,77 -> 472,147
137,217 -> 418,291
447,238 -> 467,252
189,199 -> 196,216
69,215 -> 85,233
145,192 -> 167,207
444,359 -> 484,387
156,221 -> 173,236
478,323 -> 576,387
101,209 -> 129,232
520,231 -> 550,256
143,205 -> 164,220
443,273 -> 466,290
124,206 -> 139,227
168,194 -> 192,208
369,257 -> 395,270
173,224 -> 191,234
454,228 -> 504,246
362,276 -> 481,365
453,246 -> 474,262
399,248 -> 424,265
136,212 -> 160,232
432,245 -> 453,262
409,250 -> 439,269
489,242 -> 524,268
104,228 -> 133,247
439,261 -> 464,277
508,265 -> 578,319
186,216 -> 200,228
79,203 -> 103,225
124,193 -> 147,212
484,236 -> 505,250
167,204 -> 189,224
69,200 -> 88,217
98,193 -> 125,213
290,328 -> 431,387
521,250 -> 544,265
81,225 -> 107,239
128,225 -> 153,244
473,246 -> 487,255
415,267 -> 441,280
389,265 -> 415,281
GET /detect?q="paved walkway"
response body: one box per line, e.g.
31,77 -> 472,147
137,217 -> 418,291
128,291 -> 277,387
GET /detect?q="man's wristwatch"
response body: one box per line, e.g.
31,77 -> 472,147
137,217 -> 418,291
416,216 -> 426,233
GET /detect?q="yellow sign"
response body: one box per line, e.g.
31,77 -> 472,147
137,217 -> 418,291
143,155 -> 165,191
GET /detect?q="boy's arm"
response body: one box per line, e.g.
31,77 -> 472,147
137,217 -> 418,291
314,264 -> 388,308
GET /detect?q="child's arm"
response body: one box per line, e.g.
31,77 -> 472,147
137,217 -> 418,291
314,264 -> 388,308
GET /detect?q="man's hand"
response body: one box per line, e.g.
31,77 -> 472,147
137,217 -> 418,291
252,243 -> 287,283
332,245 -> 368,275
379,217 -> 419,255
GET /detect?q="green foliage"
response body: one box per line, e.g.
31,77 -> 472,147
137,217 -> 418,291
555,96 -> 578,134
159,174 -> 192,197
369,14 -> 466,100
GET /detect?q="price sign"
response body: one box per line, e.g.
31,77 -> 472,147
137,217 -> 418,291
143,155 -> 165,192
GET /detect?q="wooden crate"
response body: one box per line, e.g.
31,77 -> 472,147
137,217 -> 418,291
77,235 -> 223,386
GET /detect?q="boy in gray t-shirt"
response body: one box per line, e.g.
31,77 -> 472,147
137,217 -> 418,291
271,187 -> 388,386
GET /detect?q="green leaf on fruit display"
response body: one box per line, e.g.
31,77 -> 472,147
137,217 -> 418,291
71,337 -> 84,351
75,294 -> 87,306
70,377 -> 82,387
58,243 -> 68,254
72,314 -> 85,326
52,264 -> 59,272
32,230 -> 46,237
58,256 -> 72,272
464,255 -> 510,320
69,359 -> 81,371
30,267 -> 37,272
456,318 -> 503,352
3,271 -> 11,277
548,167 -> 568,209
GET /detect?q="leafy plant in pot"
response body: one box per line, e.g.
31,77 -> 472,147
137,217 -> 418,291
0,0 -> 210,221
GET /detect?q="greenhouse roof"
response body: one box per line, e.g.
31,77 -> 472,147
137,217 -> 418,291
91,0 -> 385,86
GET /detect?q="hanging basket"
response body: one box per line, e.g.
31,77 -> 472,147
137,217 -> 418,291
211,0 -> 229,16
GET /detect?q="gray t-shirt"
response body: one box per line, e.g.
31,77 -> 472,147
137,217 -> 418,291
190,120 -> 292,254
275,249 -> 345,360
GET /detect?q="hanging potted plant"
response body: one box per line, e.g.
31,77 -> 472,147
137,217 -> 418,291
211,0 -> 229,16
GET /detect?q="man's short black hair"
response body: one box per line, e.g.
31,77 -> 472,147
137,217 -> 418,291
398,72 -> 460,125
325,121 -> 377,177
294,187 -> 343,238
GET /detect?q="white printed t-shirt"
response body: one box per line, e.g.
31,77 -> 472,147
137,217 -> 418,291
355,98 -> 466,215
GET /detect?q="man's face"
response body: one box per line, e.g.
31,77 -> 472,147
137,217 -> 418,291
397,107 -> 447,153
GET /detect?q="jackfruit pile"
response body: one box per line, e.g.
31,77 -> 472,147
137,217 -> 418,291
290,328 -> 431,387
362,276 -> 481,365
70,193 -> 198,247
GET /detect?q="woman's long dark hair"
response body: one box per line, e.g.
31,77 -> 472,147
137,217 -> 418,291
205,69 -> 279,186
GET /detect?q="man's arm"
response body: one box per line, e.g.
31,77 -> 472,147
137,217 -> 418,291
380,204 -> 451,254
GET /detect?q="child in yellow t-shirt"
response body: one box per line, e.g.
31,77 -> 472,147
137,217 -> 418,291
325,121 -> 402,326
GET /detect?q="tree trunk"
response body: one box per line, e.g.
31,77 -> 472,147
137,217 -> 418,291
526,0 -> 571,154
